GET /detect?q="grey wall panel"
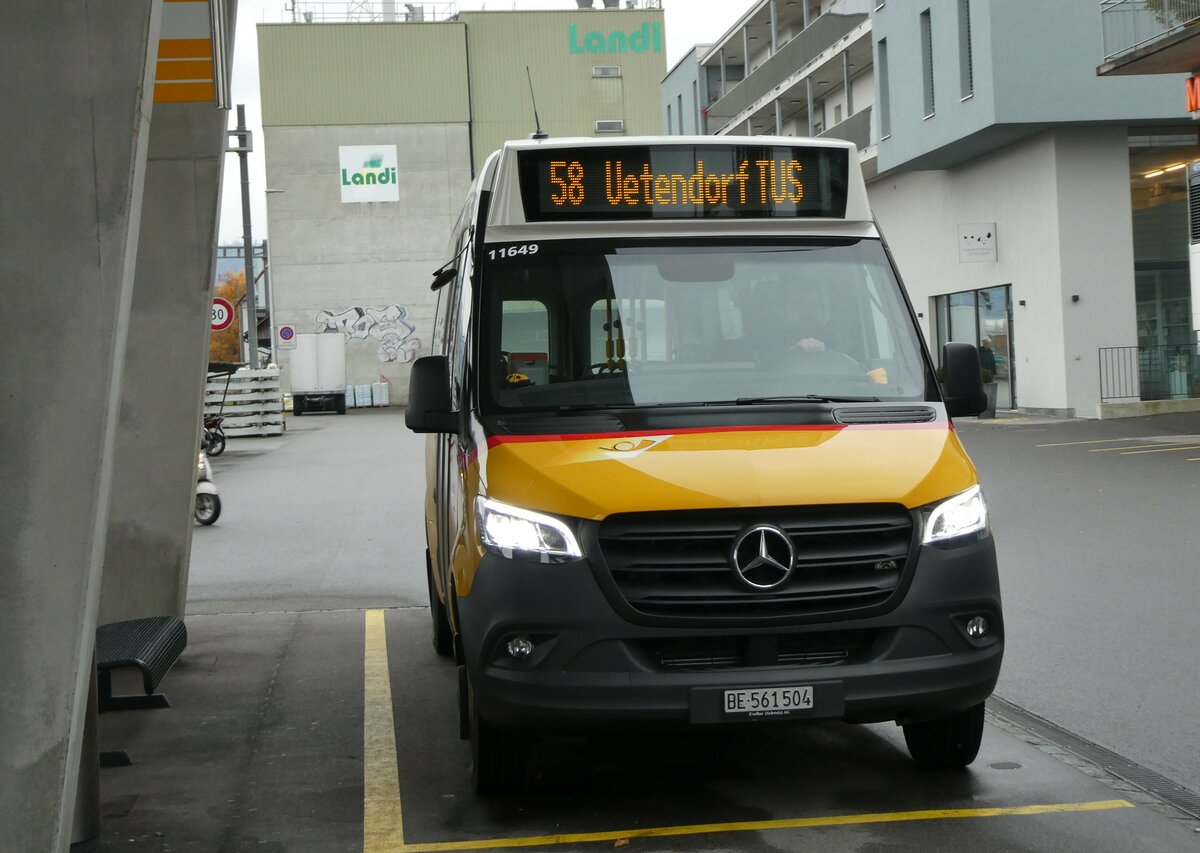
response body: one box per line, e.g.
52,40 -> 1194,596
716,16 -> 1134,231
258,23 -> 469,126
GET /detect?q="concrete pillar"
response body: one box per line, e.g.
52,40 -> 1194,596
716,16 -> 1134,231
720,49 -> 727,98
807,77 -> 816,137
99,100 -> 230,625
0,1 -> 160,850
775,99 -> 784,135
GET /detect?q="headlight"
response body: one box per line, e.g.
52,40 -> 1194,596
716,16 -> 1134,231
923,485 -> 988,544
475,497 -> 582,559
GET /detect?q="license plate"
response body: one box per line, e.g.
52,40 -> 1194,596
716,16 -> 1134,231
723,685 -> 814,718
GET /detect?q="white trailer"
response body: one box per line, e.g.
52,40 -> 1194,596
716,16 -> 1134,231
291,333 -> 347,415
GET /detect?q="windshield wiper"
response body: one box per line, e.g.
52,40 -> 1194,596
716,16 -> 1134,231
555,403 -> 640,413
735,395 -> 881,404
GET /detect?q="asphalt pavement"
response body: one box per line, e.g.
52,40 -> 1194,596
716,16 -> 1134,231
93,406 -> 1200,852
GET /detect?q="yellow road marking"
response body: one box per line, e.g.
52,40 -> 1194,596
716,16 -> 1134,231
1119,444 -> 1200,455
365,610 -> 406,851
362,612 -> 1133,851
1036,438 -> 1146,448
377,800 -> 1134,852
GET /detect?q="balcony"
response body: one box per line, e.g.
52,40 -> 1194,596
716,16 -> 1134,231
819,104 -> 873,151
1099,0 -> 1200,74
706,0 -> 871,124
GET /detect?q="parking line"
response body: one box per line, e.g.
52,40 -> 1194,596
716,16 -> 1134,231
1087,443 -> 1180,453
1036,438 -> 1145,448
363,612 -> 1132,852
1118,444 -> 1200,455
365,609 -> 406,852
383,800 -> 1134,852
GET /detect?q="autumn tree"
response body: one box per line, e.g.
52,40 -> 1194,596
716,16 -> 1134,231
210,269 -> 244,364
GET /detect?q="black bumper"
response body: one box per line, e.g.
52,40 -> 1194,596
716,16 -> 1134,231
457,535 -> 1002,734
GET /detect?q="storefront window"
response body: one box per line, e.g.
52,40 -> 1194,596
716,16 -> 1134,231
934,285 -> 1014,409
1127,129 -> 1199,401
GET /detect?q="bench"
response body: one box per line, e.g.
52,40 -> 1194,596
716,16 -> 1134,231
96,616 -> 187,712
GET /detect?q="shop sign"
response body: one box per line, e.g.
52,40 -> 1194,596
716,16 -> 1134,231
339,145 -> 399,203
568,21 -> 662,55
958,223 -> 997,263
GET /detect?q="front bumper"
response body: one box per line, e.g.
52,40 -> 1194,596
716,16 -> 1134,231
457,535 -> 1002,734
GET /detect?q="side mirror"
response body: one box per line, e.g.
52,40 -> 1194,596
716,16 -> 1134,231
942,342 -> 988,418
431,267 -> 456,291
406,356 -> 459,433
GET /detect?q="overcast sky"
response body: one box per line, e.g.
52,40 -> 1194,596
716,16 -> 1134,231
217,0 -> 747,243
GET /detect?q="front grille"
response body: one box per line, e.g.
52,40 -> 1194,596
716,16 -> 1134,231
645,630 -> 875,670
597,505 -> 914,620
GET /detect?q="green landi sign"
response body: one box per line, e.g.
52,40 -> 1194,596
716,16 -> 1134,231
341,166 -> 398,186
568,21 -> 662,55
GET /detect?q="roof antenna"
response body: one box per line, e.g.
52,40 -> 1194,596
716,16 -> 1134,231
527,67 -> 549,140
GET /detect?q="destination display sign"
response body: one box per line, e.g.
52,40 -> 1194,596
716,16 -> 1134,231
517,145 -> 849,221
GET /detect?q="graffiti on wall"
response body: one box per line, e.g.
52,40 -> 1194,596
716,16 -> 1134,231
315,305 -> 421,363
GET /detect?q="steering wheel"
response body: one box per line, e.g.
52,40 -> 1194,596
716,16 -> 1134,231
783,347 -> 867,377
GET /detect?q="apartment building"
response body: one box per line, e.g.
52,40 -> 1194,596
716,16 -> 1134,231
665,0 -> 1198,417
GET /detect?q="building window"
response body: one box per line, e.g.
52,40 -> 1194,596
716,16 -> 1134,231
958,0 -> 973,99
834,103 -> 843,125
920,10 -> 935,118
666,104 -> 672,135
677,94 -> 684,134
878,38 -> 891,138
592,65 -> 622,78
692,80 -> 699,135
595,119 -> 625,133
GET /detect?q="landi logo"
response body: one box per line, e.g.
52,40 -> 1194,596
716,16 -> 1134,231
338,144 -> 400,204
568,21 -> 663,54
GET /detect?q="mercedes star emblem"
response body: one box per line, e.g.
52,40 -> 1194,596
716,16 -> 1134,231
730,525 -> 795,591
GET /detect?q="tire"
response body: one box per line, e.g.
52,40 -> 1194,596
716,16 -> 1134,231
469,681 -> 530,796
902,702 -> 985,769
206,430 -> 226,457
293,396 -> 305,416
427,550 -> 453,658
336,393 -> 347,415
195,493 -> 221,525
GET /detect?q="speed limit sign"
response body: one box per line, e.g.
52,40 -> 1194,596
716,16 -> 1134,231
211,297 -> 234,332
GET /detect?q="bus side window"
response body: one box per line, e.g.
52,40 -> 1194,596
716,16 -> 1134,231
501,300 -> 551,385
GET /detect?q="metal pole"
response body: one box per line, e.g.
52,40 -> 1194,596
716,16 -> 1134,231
264,239 -> 277,366
236,104 -> 258,369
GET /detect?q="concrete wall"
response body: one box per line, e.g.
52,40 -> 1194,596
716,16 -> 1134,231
264,123 -> 473,397
460,9 -> 667,170
257,23 -> 470,126
99,103 -> 228,624
662,46 -> 709,136
874,0 -> 1189,173
0,1 -> 158,848
871,128 -> 1139,417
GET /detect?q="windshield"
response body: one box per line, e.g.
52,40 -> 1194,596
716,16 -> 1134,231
477,239 -> 930,413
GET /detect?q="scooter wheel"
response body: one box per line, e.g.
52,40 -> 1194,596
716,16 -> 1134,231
206,431 -> 226,457
195,493 -> 221,525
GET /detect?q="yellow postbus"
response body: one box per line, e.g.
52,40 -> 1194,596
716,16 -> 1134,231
407,136 -> 1000,794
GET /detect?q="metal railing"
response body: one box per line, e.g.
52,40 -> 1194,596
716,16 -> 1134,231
1099,342 -> 1200,402
819,104 -> 873,150
281,1 -> 457,23
1100,0 -> 1200,61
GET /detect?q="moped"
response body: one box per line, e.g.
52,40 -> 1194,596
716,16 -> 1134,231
195,448 -> 221,525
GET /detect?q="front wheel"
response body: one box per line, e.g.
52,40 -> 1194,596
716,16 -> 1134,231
195,493 -> 221,525
902,702 -> 985,768
206,430 -> 226,456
